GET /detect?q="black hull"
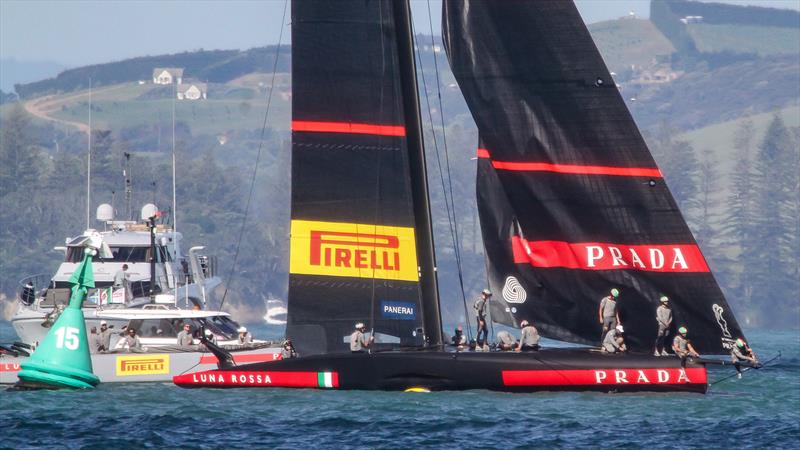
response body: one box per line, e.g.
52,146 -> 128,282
174,349 -> 708,394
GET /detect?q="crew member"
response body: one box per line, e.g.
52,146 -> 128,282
598,288 -> 621,342
237,326 -> 253,345
123,328 -> 142,352
21,280 -> 35,305
496,330 -> 517,351
89,326 -> 99,353
451,325 -> 467,351
97,320 -> 113,352
654,296 -> 673,356
672,326 -> 700,367
474,289 -> 491,349
731,338 -> 759,379
602,325 -> 627,354
350,322 -> 373,353
177,323 -> 194,347
516,320 -> 540,352
281,339 -> 298,359
113,264 -> 131,303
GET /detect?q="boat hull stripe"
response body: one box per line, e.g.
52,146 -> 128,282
477,148 -> 662,177
174,371 -> 340,388
292,120 -> 406,137
502,368 -> 707,386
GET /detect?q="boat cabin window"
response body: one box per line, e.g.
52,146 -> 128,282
65,245 -> 172,263
128,319 -> 180,338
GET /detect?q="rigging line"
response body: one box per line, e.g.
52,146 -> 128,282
411,6 -> 471,340
423,0 -> 472,339
219,0 -> 288,310
426,0 -> 467,294
368,1 -> 389,342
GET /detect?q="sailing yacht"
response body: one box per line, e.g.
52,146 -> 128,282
174,0 -> 748,393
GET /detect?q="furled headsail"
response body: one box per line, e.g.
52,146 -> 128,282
442,0 -> 744,353
288,0 -> 440,355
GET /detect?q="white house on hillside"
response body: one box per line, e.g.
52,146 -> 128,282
177,82 -> 207,100
152,68 -> 184,85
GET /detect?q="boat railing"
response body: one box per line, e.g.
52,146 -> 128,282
17,274 -> 51,306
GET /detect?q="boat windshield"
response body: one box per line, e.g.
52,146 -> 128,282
65,245 -> 171,263
198,316 -> 241,340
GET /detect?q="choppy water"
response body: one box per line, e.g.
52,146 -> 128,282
1,322 -> 798,449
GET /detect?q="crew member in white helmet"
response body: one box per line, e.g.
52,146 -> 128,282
350,322 -> 373,353
237,326 -> 252,345
602,325 -> 627,354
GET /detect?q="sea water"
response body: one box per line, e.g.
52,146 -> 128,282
1,321 -> 797,449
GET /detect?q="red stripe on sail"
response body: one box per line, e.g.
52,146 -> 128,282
502,368 -> 707,386
292,120 -> 406,137
511,237 -> 710,273
477,148 -> 661,177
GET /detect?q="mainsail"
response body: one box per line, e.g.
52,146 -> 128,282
442,0 -> 744,353
287,0 -> 440,355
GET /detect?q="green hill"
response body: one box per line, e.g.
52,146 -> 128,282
588,18 -> 675,75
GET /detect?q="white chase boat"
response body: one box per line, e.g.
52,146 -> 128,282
1,306 -> 282,384
11,203 -> 223,345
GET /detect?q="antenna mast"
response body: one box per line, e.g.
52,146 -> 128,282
124,152 -> 132,220
86,78 -> 92,229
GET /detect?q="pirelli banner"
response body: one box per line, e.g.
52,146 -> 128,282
290,220 -> 419,282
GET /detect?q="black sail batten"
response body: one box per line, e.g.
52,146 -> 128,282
287,0 -> 438,355
442,0 -> 745,354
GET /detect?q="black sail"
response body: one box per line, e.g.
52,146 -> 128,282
287,0 -> 439,355
442,0 -> 744,353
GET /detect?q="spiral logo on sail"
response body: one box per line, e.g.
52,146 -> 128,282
502,276 -> 527,304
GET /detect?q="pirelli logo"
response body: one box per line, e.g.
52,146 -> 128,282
290,220 -> 418,282
116,354 -> 170,376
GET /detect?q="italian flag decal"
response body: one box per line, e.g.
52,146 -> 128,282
317,372 -> 336,388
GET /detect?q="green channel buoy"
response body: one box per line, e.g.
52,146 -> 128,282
17,248 -> 100,389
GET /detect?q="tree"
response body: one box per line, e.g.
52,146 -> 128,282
750,115 -> 796,327
0,104 -> 40,194
721,119 -> 757,315
649,122 -> 700,217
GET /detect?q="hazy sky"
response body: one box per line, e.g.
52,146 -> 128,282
1,0 -> 799,67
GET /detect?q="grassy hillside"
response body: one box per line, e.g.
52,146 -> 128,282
687,23 -> 800,56
588,18 -> 675,74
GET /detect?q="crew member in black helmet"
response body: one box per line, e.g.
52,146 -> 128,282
474,289 -> 491,350
282,339 -> 298,359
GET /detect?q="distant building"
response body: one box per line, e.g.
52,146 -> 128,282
680,15 -> 704,24
152,68 -> 184,85
177,83 -> 207,100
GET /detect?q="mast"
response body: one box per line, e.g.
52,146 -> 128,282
393,0 -> 442,347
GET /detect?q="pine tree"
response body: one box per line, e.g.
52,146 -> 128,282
722,119 -> 757,319
751,115 -> 796,327
649,122 -> 700,219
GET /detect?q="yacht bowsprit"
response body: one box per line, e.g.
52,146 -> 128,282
174,0 -> 749,393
